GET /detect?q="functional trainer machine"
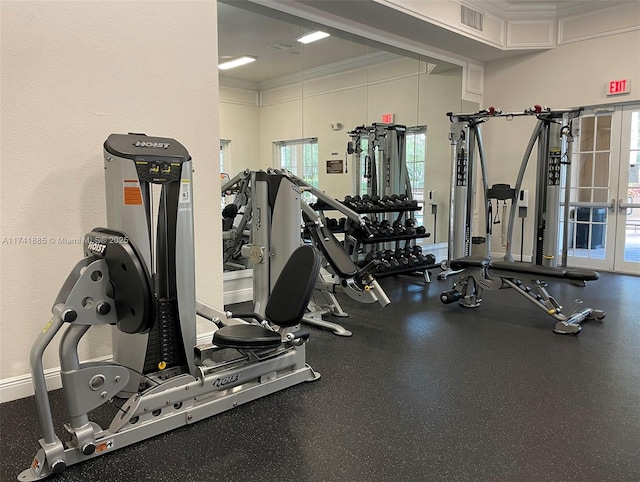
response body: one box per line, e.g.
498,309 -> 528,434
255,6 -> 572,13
440,105 -> 583,277
439,107 -> 606,333
20,134 -> 321,480
347,123 -> 410,199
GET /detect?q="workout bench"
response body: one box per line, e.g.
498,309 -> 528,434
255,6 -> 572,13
440,256 -> 605,334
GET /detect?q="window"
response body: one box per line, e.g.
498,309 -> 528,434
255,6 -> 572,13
273,138 -> 319,196
220,139 -> 231,175
406,126 -> 427,225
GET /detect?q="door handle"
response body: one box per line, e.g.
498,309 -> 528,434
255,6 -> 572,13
619,199 -> 640,213
610,199 -> 617,213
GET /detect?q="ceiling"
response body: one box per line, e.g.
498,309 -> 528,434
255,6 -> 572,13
218,0 -> 630,85
218,2 -> 377,84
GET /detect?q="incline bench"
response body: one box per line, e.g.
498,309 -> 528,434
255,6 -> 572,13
440,256 -> 605,334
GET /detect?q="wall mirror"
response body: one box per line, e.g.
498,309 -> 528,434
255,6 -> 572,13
218,0 -> 465,277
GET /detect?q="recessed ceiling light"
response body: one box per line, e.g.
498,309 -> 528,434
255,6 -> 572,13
218,56 -> 256,70
296,31 -> 330,44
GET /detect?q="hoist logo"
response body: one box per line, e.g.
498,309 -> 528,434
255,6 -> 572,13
134,140 -> 170,149
213,373 -> 240,388
86,241 -> 107,255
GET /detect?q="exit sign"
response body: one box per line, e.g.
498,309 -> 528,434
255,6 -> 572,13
607,79 -> 630,96
382,113 -> 394,123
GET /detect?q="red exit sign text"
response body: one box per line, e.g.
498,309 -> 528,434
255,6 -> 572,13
607,79 -> 630,96
382,113 -> 394,123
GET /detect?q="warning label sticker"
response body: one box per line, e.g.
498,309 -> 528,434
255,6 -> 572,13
32,456 -> 41,474
95,439 -> 114,453
123,180 -> 143,205
179,179 -> 191,204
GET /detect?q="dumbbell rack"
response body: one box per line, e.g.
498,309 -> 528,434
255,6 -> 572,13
311,195 -> 438,282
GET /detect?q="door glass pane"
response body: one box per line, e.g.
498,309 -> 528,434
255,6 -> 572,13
577,187 -> 592,202
578,153 -> 594,187
580,116 -> 595,151
596,115 -> 612,151
593,152 -> 610,187
625,111 -> 640,262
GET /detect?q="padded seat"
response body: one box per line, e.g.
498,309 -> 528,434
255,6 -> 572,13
450,256 -> 490,270
563,268 -> 599,281
490,261 -> 598,281
213,324 -> 282,349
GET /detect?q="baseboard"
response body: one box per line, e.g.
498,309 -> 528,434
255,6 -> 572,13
0,332 -> 215,404
223,268 -> 253,305
223,287 -> 253,305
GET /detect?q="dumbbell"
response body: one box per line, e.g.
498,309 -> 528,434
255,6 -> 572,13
397,256 -> 409,269
407,254 -> 419,267
416,226 -> 427,235
392,220 -> 405,235
388,258 -> 400,270
365,251 -> 382,263
379,220 -> 392,236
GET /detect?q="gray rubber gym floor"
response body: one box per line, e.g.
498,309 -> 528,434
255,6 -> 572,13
1,271 -> 639,481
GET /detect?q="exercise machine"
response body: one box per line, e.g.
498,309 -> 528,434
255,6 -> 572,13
438,106 -> 606,333
20,134 -> 320,480
439,105 -> 582,280
221,168 -> 390,337
440,256 -> 605,334
347,123 -> 410,199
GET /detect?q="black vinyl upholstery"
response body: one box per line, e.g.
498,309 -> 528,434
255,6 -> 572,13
265,244 -> 321,327
212,324 -> 282,349
490,261 -> 599,281
450,256 -> 490,270
214,245 -> 321,349
451,256 -> 599,282
306,224 -> 358,278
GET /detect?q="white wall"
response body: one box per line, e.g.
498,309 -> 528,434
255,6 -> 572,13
0,1 -> 220,397
220,86 -> 261,175
482,29 -> 640,258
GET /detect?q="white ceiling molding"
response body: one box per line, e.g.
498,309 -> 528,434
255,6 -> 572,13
219,76 -> 260,91
506,19 -> 554,49
558,2 -> 640,45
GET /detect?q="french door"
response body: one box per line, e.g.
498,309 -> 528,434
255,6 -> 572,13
564,103 -> 640,275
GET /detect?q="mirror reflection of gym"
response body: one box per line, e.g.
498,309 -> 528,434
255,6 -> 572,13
217,1 -> 465,281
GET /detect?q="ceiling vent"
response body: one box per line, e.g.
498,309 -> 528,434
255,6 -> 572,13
268,43 -> 294,52
461,5 -> 484,32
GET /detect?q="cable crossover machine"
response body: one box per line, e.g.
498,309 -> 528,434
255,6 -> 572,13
438,106 -> 605,334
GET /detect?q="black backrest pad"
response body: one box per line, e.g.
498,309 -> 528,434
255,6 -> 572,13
265,245 -> 321,327
307,224 -> 358,278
